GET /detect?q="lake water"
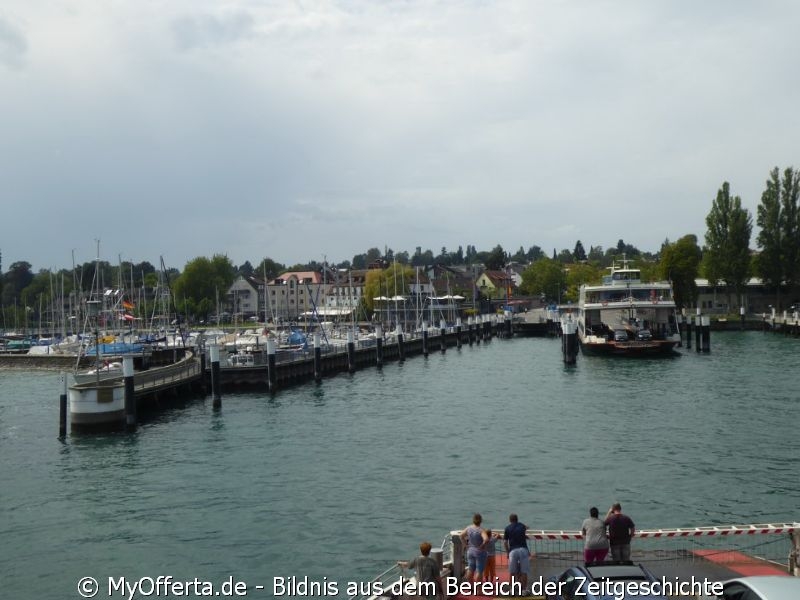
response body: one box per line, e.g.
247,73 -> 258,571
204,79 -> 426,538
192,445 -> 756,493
1,331 -> 798,598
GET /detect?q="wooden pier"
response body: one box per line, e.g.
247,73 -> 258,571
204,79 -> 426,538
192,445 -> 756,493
214,320 -> 502,389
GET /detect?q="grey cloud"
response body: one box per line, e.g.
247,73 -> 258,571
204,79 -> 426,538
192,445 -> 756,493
0,16 -> 27,69
171,11 -> 255,51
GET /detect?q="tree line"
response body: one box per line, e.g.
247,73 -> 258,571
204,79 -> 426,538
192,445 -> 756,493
1,166 -> 798,327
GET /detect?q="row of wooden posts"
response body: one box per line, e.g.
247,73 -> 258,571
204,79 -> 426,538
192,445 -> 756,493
58,312 -> 522,436
207,314 -> 515,408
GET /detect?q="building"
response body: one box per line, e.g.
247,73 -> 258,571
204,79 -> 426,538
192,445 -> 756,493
264,271 -> 332,323
322,269 -> 368,320
476,270 -> 515,300
227,276 -> 261,320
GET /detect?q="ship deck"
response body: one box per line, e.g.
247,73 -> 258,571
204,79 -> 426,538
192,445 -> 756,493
449,548 -> 790,599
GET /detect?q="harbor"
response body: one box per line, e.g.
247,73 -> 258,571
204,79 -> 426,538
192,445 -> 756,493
6,301 -> 800,434
1,330 -> 798,598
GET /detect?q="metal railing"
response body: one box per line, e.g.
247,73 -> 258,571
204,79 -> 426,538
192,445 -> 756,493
349,534 -> 451,600
134,353 -> 200,390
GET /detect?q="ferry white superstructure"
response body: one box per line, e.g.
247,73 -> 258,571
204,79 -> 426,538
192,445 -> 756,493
577,258 -> 680,356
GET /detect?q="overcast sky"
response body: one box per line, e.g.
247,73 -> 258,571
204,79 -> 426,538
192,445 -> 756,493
1,1 -> 798,273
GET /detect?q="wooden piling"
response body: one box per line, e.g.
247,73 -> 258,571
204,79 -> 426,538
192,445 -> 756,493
686,315 -> 692,349
200,351 -> 207,393
313,332 -> 322,382
267,339 -> 277,392
375,324 -> 383,368
561,318 -> 577,365
58,373 -> 67,438
695,315 -> 701,353
440,320 -> 446,353
701,315 -> 711,353
397,325 -> 405,362
422,322 -> 429,357
123,355 -> 137,430
456,318 -> 462,349
210,344 -> 222,408
346,330 -> 356,373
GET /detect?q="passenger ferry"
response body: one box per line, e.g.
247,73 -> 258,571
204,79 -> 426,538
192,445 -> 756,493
576,258 -> 680,356
358,522 -> 799,600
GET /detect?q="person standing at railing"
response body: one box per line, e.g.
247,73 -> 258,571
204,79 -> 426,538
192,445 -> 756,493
460,513 -> 489,583
397,541 -> 443,600
605,502 -> 635,562
581,507 -> 609,564
503,513 -> 531,595
482,527 -> 501,582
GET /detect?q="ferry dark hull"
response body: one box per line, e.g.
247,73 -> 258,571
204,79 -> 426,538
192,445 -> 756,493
579,338 -> 679,357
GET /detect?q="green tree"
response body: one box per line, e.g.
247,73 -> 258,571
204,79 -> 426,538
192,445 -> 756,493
238,261 -> 254,278
659,235 -> 702,310
1,261 -> 34,306
587,246 -> 605,265
526,245 -> 545,262
755,167 -> 800,309
556,249 -> 573,264
704,181 -> 753,308
564,263 -> 601,302
510,246 -> 527,263
484,245 -> 506,270
362,263 -> 414,314
573,240 -> 587,262
173,255 -> 236,320
254,257 -> 285,281
520,257 -> 565,301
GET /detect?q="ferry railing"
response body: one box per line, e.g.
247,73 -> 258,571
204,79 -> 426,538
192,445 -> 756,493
349,534 -> 451,600
521,523 -> 798,571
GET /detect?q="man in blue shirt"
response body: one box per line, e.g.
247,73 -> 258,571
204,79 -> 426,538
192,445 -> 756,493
503,513 -> 530,595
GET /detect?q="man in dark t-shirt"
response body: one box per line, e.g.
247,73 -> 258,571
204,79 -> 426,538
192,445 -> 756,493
503,513 -> 530,594
604,502 -> 635,561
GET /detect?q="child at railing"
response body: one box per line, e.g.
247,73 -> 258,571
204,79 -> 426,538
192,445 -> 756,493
483,528 -> 501,582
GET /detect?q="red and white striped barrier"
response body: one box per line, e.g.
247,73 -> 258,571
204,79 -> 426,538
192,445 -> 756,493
517,523 -> 798,540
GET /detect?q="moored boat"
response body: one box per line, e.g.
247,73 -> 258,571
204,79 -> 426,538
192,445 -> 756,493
577,258 -> 680,356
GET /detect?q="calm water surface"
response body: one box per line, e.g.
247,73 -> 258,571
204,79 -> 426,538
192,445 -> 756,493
1,332 -> 798,598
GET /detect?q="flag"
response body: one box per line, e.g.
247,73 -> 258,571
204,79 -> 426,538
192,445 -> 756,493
122,300 -> 134,310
